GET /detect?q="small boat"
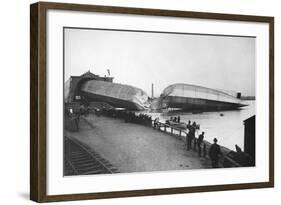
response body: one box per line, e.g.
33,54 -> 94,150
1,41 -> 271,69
165,120 -> 187,129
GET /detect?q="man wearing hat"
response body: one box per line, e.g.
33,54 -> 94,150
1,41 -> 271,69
197,132 -> 205,157
208,138 -> 222,168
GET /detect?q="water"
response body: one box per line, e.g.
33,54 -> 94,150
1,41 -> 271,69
139,100 -> 255,151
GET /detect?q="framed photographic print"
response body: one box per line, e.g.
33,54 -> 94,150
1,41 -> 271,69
30,1 -> 274,202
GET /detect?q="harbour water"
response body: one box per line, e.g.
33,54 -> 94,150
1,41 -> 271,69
139,100 -> 255,151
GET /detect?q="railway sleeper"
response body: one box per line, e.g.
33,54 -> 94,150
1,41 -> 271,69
71,158 -> 96,164
77,166 -> 107,173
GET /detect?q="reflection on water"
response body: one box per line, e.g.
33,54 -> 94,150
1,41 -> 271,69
140,100 -> 255,151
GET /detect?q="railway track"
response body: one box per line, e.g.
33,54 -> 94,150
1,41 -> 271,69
64,136 -> 119,176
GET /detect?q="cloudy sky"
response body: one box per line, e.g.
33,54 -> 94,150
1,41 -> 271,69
64,28 -> 255,97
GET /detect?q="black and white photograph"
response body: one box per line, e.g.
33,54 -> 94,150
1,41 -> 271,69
63,27 -> 256,176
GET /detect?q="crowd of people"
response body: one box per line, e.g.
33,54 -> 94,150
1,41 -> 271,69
186,120 -> 198,151
66,103 -> 223,168
168,116 -> 181,123
97,108 -> 153,126
185,121 -> 222,168
153,115 -> 222,168
164,117 -> 222,168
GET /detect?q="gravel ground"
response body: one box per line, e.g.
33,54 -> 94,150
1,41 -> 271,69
65,114 -> 209,173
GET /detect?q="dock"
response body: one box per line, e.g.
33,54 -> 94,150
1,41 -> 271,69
64,109 -> 244,175
153,121 -> 242,168
64,114 -> 212,175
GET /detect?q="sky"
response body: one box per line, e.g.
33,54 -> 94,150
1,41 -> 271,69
64,28 -> 255,97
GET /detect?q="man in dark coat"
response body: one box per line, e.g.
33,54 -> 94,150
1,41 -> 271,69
208,138 -> 222,168
187,125 -> 195,150
197,132 -> 205,156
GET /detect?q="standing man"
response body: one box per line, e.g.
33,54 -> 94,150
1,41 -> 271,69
186,120 -> 191,129
187,125 -> 195,150
186,120 -> 192,150
197,132 -> 205,156
208,138 -> 222,168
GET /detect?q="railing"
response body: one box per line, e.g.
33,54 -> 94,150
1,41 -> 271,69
153,121 -> 208,157
152,120 -> 242,168
153,121 -> 187,137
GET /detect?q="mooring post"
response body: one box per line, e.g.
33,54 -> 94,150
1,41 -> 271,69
164,125 -> 167,132
171,128 -> 173,135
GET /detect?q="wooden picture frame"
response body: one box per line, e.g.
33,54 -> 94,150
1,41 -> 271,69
30,1 -> 274,202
